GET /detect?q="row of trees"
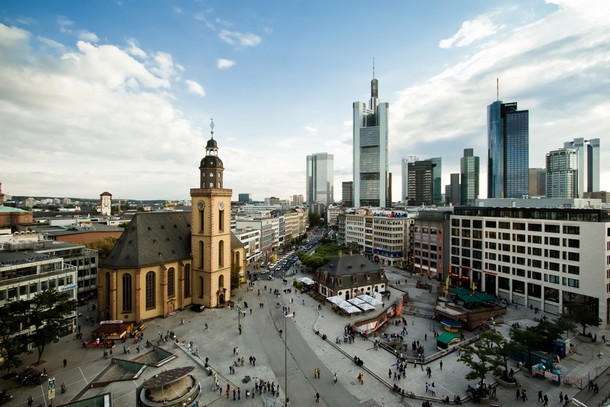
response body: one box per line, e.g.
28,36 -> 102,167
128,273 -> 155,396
460,313 -> 582,385
0,289 -> 76,372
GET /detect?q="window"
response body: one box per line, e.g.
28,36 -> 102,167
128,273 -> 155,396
528,223 -> 542,232
219,209 -> 225,231
199,276 -> 204,298
499,221 -> 510,229
168,268 -> 175,298
199,241 -> 204,269
199,207 -> 204,232
545,224 -> 560,233
122,274 -> 132,312
219,240 -> 225,267
219,274 -> 225,288
485,220 -> 497,228
145,272 -> 156,309
563,226 -> 580,235
185,265 -> 191,297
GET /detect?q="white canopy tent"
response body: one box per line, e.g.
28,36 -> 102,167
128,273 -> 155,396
351,301 -> 375,311
326,296 -> 344,305
348,297 -> 367,306
357,294 -> 383,306
299,277 -> 315,285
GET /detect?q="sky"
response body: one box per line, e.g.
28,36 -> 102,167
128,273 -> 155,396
1,0 -> 609,202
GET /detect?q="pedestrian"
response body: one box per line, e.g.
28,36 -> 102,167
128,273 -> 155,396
516,389 -> 521,400
543,394 -> 548,406
559,392 -> 563,403
439,360 -> 443,370
389,368 -> 392,379
315,392 -> 320,402
538,390 -> 543,402
63,358 -> 67,368
521,389 -> 527,402
27,395 -> 33,407
204,323 -> 208,331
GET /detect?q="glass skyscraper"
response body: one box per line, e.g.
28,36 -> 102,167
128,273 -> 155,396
563,138 -> 600,197
487,101 -> 529,198
460,148 -> 480,205
353,76 -> 389,208
306,152 -> 334,206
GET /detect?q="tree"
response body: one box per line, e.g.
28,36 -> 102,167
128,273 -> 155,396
458,332 -> 497,386
85,236 -> 117,262
308,212 -> 322,227
231,263 -> 242,290
484,330 -> 525,381
0,300 -> 30,372
566,302 -> 600,335
27,289 -> 77,365
555,313 -> 577,339
511,326 -> 545,368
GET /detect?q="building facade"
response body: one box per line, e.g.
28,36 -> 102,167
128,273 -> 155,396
546,148 -> 578,198
100,192 -> 112,216
412,210 -> 451,279
407,160 -> 435,206
449,205 -> 610,325
306,153 -> 334,207
342,182 -> 353,208
401,156 -> 419,205
528,168 -> 546,197
353,76 -> 389,208
460,148 -> 479,205
487,101 -> 529,198
563,138 -> 601,197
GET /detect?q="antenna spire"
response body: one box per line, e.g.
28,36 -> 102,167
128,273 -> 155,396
496,78 -> 499,101
210,117 -> 215,139
373,57 -> 375,79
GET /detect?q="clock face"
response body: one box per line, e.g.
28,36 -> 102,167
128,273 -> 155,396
197,200 -> 205,210
218,201 -> 225,210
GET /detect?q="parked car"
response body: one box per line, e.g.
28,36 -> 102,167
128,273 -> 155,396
267,275 -> 275,280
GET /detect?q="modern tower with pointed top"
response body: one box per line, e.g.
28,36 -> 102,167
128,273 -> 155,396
353,74 -> 389,208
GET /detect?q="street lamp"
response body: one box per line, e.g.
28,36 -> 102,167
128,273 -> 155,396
284,313 -> 293,406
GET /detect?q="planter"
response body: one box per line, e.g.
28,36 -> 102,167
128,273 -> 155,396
495,376 -> 518,387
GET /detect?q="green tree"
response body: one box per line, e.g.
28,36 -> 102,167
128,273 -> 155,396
231,263 -> 242,290
0,300 -> 30,372
28,289 -> 77,364
85,236 -> 117,263
458,332 -> 496,386
485,330 -> 525,381
555,312 -> 578,339
308,212 -> 322,227
511,326 -> 545,368
566,302 -> 600,335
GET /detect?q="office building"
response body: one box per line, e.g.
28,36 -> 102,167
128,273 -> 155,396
460,149 -> 479,205
412,209 -> 452,278
430,157 -> 443,205
353,75 -> 389,208
450,205 -> 610,326
100,192 -> 112,216
564,138 -> 601,197
407,160 -> 435,206
448,173 -> 460,206
487,101 -> 529,198
238,193 -> 252,204
342,182 -> 353,207
401,156 -> 419,205
529,168 -> 546,197
292,195 -> 304,206
546,148 -> 578,198
306,153 -> 334,206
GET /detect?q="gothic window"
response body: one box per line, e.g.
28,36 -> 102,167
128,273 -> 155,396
219,274 -> 225,288
184,265 -> 191,297
145,272 -> 156,309
122,274 -> 132,312
199,208 -> 204,232
167,267 -> 175,298
199,276 -> 204,298
219,240 -> 224,267
199,241 -> 204,269
219,210 -> 225,231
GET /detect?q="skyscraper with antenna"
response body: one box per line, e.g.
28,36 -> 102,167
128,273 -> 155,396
353,62 -> 390,207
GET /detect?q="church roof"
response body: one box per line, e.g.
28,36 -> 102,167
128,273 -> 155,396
102,212 -> 191,269
319,254 -> 381,276
200,155 -> 223,169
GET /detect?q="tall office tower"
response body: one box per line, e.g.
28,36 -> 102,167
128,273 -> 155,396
487,101 -> 529,198
342,181 -> 353,207
430,157 -> 443,205
563,138 -> 601,197
546,148 -> 578,198
460,148 -> 480,205
407,160 -> 434,206
449,173 -> 460,206
401,156 -> 419,204
353,74 -> 389,208
292,194 -> 304,205
528,168 -> 546,197
306,152 -> 334,206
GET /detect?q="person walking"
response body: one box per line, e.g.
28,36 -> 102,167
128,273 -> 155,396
538,390 -> 543,402
27,395 -> 33,407
63,358 -> 67,368
315,392 -> 320,402
333,372 -> 337,384
543,394 -> 549,406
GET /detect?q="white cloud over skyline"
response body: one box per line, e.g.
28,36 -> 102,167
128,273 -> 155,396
0,1 -> 609,202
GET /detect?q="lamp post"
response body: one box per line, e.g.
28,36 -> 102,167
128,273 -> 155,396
284,313 -> 293,406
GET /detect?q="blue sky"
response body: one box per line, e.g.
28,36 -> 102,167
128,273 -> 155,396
1,0 -> 609,201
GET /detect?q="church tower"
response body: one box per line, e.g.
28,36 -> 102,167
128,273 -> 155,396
190,120 -> 233,308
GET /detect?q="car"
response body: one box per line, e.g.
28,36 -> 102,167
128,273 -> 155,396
190,304 -> 205,312
267,275 -> 275,280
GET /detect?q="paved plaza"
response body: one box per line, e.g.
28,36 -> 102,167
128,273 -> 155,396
2,266 -> 610,407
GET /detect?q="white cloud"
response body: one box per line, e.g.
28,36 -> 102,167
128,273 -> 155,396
217,58 -> 235,70
304,126 -> 317,134
439,14 -> 498,48
57,16 -> 73,33
78,30 -> 98,42
185,79 -> 205,96
126,38 -> 146,58
218,29 -> 262,47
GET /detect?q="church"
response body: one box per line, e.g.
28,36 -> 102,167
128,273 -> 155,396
97,122 -> 247,322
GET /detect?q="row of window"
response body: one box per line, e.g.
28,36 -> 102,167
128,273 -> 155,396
0,275 -> 75,301
452,218 -> 581,236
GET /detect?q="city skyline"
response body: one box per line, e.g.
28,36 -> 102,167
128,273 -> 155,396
1,1 -> 609,201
